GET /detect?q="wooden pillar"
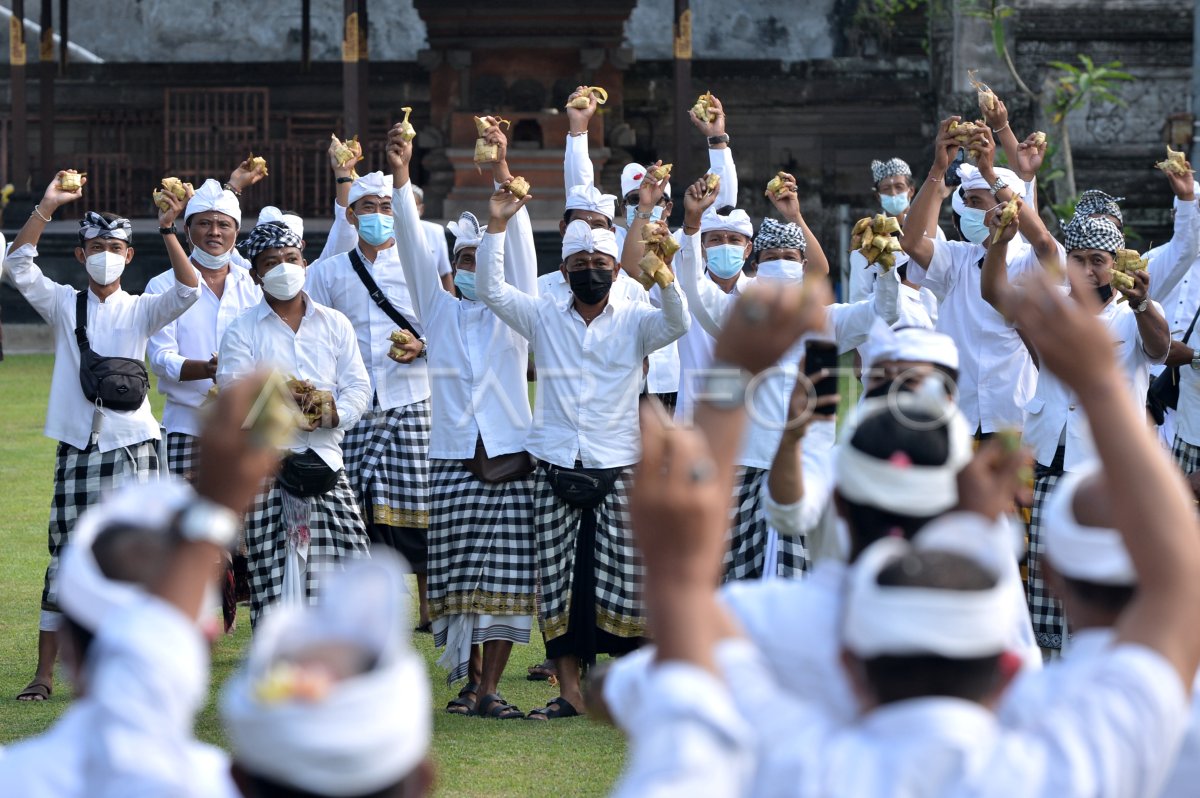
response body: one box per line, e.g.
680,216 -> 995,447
39,0 -> 55,183
673,0 -> 692,183
341,0 -> 368,138
10,0 -> 30,193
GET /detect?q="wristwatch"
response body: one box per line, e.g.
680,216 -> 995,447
1191,351 -> 1200,371
159,226 -> 177,236
175,499 -> 240,549
336,176 -> 355,185
417,338 -> 429,359
1133,298 -> 1149,314
635,209 -> 655,220
707,134 -> 730,147
989,177 -> 1008,196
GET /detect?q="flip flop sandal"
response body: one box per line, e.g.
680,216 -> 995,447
445,682 -> 479,716
526,660 -> 557,681
477,693 -> 524,720
525,696 -> 581,721
16,681 -> 52,702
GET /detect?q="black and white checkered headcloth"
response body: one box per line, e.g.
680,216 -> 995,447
1074,189 -> 1125,226
1062,216 -> 1124,254
240,221 -> 304,265
754,217 -> 806,254
870,158 -> 912,185
79,211 -> 132,243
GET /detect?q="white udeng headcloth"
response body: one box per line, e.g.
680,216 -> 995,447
834,394 -> 973,516
347,171 -> 393,206
1043,462 -> 1136,586
951,164 -> 1025,217
58,479 -> 195,633
561,219 -> 619,260
184,178 -> 243,227
220,552 -> 431,796
257,206 -> 304,240
446,211 -> 484,255
861,318 -> 960,373
842,534 -> 1015,658
564,185 -> 617,221
699,207 -> 753,238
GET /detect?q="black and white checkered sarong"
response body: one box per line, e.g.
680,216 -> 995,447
723,466 -> 808,581
165,432 -> 198,479
1027,466 -> 1065,650
342,399 -> 431,532
534,468 -> 645,644
1172,434 -> 1200,475
427,458 -> 537,621
44,439 -> 159,611
242,471 -> 371,626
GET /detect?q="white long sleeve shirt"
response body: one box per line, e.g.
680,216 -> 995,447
1146,198 -> 1200,349
146,264 -> 261,437
216,295 -> 371,471
1023,295 -> 1164,470
760,418 -> 838,543
476,235 -> 690,469
316,200 -> 452,282
392,181 -> 535,460
674,273 -> 753,424
5,243 -> 200,452
907,238 -> 1063,434
306,241 -> 430,412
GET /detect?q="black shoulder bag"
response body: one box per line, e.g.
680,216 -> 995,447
75,291 -> 149,412
1147,301 -> 1200,425
347,249 -> 420,337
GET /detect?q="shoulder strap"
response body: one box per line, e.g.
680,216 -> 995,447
347,249 -> 418,336
74,290 -> 90,350
1184,300 -> 1200,346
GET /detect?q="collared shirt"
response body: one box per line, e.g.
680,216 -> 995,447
678,231 -> 897,469
1145,199 -> 1200,371
675,272 -> 753,424
306,242 -> 430,412
476,235 -> 690,469
751,643 -> 1188,797
317,200 -> 452,279
5,244 -> 200,452
81,597 -> 239,797
392,182 -> 535,460
907,238 -> 1062,434
536,269 -> 645,306
146,263 -> 261,436
1176,321 -> 1200,446
216,294 -> 371,471
1023,295 -> 1164,469
760,418 -> 838,546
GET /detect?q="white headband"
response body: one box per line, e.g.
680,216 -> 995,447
184,178 -> 242,227
348,171 -> 394,206
257,206 -> 304,240
565,184 -> 617,221
842,536 -> 1015,658
1043,463 -> 1135,586
951,164 -> 1025,217
620,162 -> 672,199
561,219 -> 619,260
220,553 -> 430,796
700,207 -> 753,238
862,318 -> 960,373
835,395 -> 973,516
446,212 -> 484,255
58,479 -> 194,632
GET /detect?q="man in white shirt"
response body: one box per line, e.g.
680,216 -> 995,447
476,182 -> 689,717
147,178 -> 262,479
0,480 -> 233,798
6,173 -> 200,702
411,183 -> 455,293
217,222 -> 372,625
307,167 -> 437,629
900,118 -> 1063,438
389,122 -> 538,719
983,214 -> 1169,653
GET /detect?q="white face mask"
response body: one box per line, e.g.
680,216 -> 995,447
260,261 -> 307,301
85,251 -> 127,286
190,244 -> 233,270
756,258 -> 805,284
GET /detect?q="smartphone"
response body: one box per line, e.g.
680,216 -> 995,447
804,340 -> 839,416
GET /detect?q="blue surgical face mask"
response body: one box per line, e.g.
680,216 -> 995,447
454,269 -> 477,301
880,192 -> 910,217
957,207 -> 990,246
624,204 -> 665,227
706,244 -> 745,279
356,212 -> 395,246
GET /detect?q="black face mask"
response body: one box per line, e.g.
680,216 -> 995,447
1095,284 -> 1114,304
568,267 -> 613,306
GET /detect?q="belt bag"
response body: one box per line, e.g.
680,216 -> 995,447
541,462 -> 620,510
75,291 -> 149,412
277,450 -> 339,498
462,438 -> 535,484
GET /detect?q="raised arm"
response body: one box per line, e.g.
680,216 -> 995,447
974,128 -> 1058,265
478,188 -> 540,340
691,93 -> 738,207
765,372 -> 839,537
388,123 -> 442,320
764,171 -> 828,279
620,161 -> 672,281
1147,167 -> 1200,303
980,210 -> 1021,312
317,136 -> 365,261
900,117 -> 961,269
980,95 -> 1024,181
1004,269 -> 1200,685
564,85 -> 600,191
139,192 -> 202,336
4,173 -> 84,322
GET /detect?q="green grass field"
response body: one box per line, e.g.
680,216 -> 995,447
0,354 -> 625,797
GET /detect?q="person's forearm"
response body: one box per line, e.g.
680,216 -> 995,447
1165,340 -> 1195,367
899,173 -> 944,266
12,205 -> 50,251
621,216 -> 650,279
334,169 -> 353,208
179,360 -> 214,382
491,157 -> 513,187
165,233 -> 200,288
645,587 -> 721,674
996,126 -> 1025,179
692,399 -> 747,498
767,435 -> 804,505
795,213 -> 830,278
1134,303 -> 1171,361
980,239 -> 1011,310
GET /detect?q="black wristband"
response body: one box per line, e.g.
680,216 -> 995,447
707,134 -> 730,147
159,226 -> 177,236
336,176 -> 354,185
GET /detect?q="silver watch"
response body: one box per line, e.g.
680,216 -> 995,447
1191,351 -> 1200,371
990,177 -> 1008,196
1133,298 -> 1149,314
176,499 -> 240,548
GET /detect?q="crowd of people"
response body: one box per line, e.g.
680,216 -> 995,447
1,79 -> 1200,796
